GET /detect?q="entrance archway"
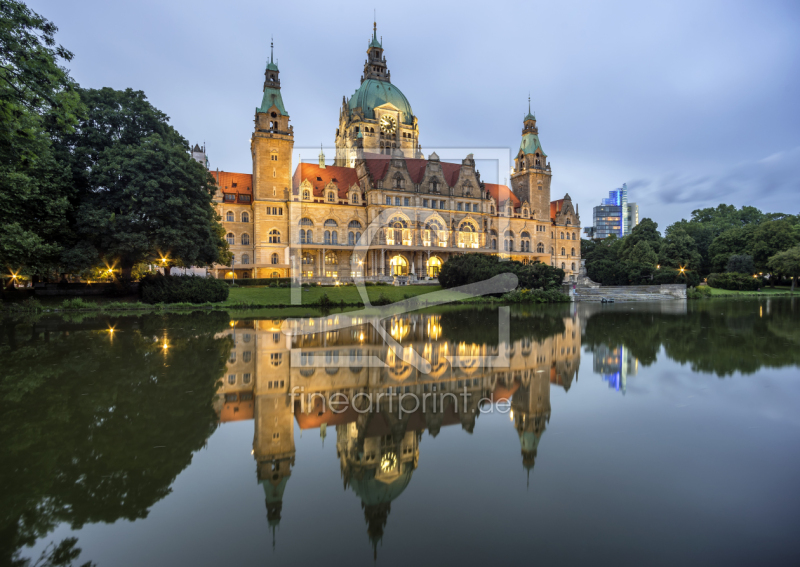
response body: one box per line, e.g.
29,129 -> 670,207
390,255 -> 408,276
427,256 -> 442,278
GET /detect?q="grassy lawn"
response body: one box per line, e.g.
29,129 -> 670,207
705,285 -> 795,296
224,284 -> 449,306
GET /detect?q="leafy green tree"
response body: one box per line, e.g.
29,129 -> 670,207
707,225 -> 758,272
0,0 -> 81,277
725,254 -> 755,274
659,226 -> 702,272
628,240 -> 658,266
619,218 -> 661,262
57,88 -> 229,278
768,246 -> 800,292
749,220 -> 799,274
667,220 -> 715,274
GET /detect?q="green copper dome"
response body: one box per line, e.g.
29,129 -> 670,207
520,132 -> 547,157
348,79 -> 414,125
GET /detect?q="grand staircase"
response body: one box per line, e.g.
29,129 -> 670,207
574,285 -> 679,302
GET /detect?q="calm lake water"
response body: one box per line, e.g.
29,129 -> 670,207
3,299 -> 800,566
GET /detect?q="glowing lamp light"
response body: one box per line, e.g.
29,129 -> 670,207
679,267 -> 685,273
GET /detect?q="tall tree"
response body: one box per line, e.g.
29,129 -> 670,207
58,88 -> 229,277
750,220 -> 799,274
0,0 -> 80,277
619,218 -> 661,262
767,246 -> 800,292
659,226 -> 703,272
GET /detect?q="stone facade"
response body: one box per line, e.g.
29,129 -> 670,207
209,26 -> 581,282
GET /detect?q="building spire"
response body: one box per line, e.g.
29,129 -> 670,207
270,36 -> 274,64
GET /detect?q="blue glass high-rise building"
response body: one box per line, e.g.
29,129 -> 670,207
585,183 -> 638,239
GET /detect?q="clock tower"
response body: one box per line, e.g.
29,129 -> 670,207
335,23 -> 421,165
251,41 -> 293,273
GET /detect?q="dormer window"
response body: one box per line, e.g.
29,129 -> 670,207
327,192 -> 335,203
302,190 -> 310,200
232,182 -> 238,188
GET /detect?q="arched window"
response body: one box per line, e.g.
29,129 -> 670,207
324,219 -> 338,228
348,220 -> 362,229
241,234 -> 250,245
571,248 -> 575,256
355,232 -> 361,244
241,212 -> 249,223
327,191 -> 335,203
351,193 -> 359,204
324,230 -> 331,244
348,231 -> 355,245
492,239 -> 497,250
560,232 -> 565,239
226,233 -> 234,245
299,218 -> 313,226
241,254 -> 250,265
393,173 -> 404,189
269,229 -> 280,243
271,253 -> 279,265
523,208 -> 529,217
561,262 -> 566,269
325,252 -> 337,265
302,252 -> 314,265
299,229 -> 306,244
572,262 -> 576,271
537,243 -> 545,253
572,233 -> 577,240
566,219 -> 571,225
226,211 -> 234,222
561,247 -> 566,255
306,230 -> 313,244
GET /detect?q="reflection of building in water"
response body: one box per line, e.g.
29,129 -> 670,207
593,344 -> 638,394
214,311 -> 581,552
213,322 -> 256,422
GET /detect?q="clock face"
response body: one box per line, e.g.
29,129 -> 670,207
380,452 -> 397,473
380,115 -> 396,134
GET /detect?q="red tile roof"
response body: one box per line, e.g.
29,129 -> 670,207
211,171 -> 252,194
292,162 -> 360,199
484,183 -> 521,208
550,199 -> 565,221
362,153 -> 465,186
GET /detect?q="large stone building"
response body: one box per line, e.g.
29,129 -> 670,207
209,26 -> 581,282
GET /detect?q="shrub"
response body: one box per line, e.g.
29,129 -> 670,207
653,267 -> 701,287
61,297 -> 93,310
438,253 -> 564,290
502,288 -> 570,303
223,277 -> 291,287
707,272 -> 761,291
687,286 -> 712,299
140,274 -> 229,304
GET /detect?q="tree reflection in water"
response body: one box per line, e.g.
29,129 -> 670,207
0,311 -> 232,566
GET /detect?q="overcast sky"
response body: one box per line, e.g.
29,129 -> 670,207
30,0 -> 800,230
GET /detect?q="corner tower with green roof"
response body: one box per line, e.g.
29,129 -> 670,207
510,98 -> 553,222
335,22 -> 421,166
250,40 -> 294,269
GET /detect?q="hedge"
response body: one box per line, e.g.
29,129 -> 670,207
223,278 -> 292,287
140,274 -> 230,304
707,272 -> 761,291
